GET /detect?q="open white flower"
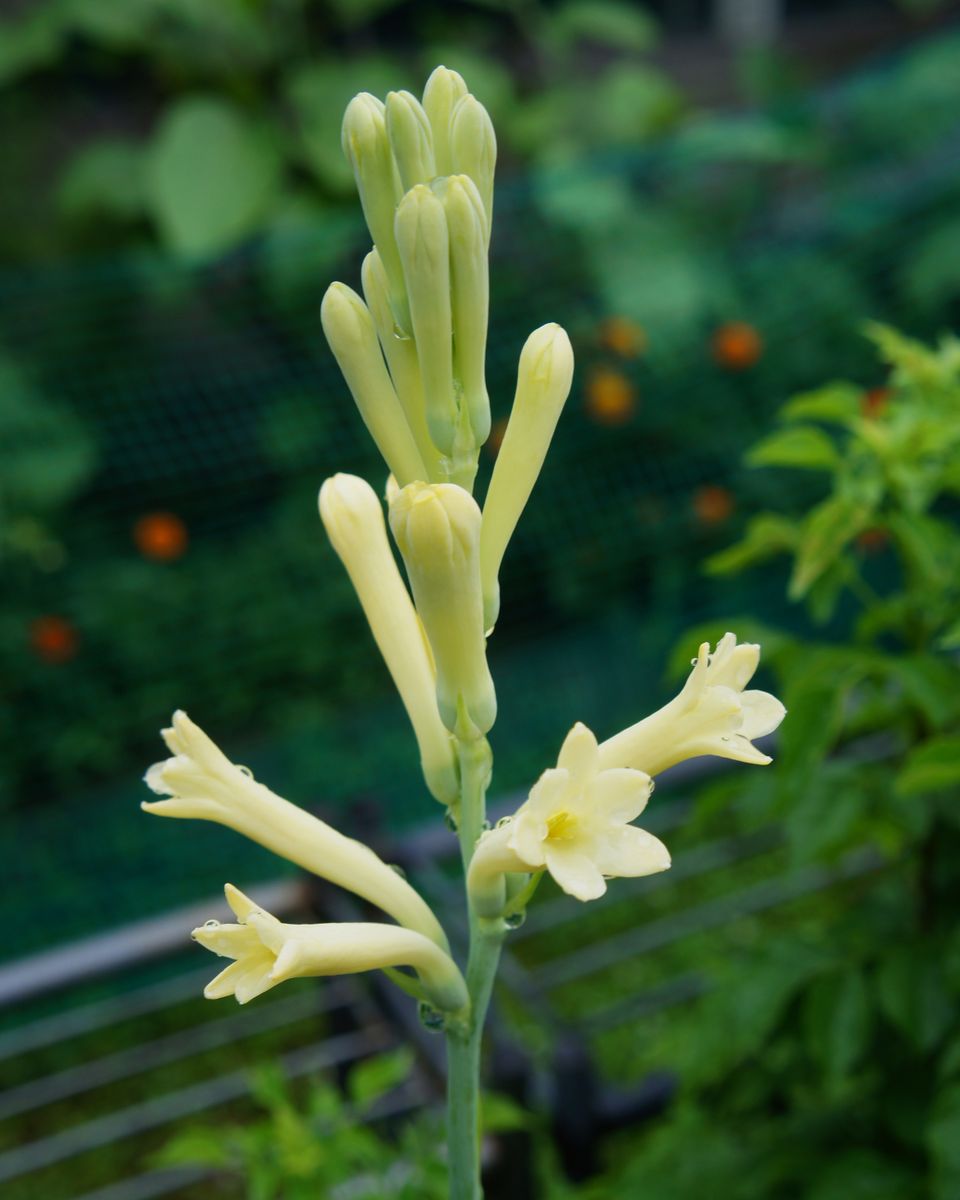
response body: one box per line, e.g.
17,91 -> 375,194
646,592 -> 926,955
144,711 -> 448,949
468,722 -> 669,914
194,884 -> 467,1013
598,632 -> 786,776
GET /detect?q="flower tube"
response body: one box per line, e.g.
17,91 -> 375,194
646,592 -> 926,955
321,283 -> 427,488
389,481 -> 496,738
435,174 -> 490,445
479,323 -> 573,630
360,249 -> 442,480
386,90 -> 436,193
194,884 -> 468,1012
468,722 -> 669,915
450,94 -> 496,235
144,710 -> 448,948
319,473 -> 458,804
394,184 -> 457,457
341,93 -> 406,326
422,66 -> 468,176
597,633 -> 786,776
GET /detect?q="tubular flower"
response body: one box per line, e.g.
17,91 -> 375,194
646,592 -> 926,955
320,283 -> 427,487
598,633 -> 786,777
195,885 -> 468,1012
389,481 -> 496,738
479,323 -> 574,631
319,474 -> 457,804
468,722 -> 669,914
144,711 -> 448,949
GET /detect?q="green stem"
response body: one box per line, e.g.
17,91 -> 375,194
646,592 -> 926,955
446,735 -> 505,1200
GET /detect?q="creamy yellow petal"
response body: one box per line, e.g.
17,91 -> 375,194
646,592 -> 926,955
544,845 -> 607,902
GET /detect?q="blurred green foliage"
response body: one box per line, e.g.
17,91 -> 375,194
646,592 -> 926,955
592,328 -> 960,1198
0,0 -> 681,263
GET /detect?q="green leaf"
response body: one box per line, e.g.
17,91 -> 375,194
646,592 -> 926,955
789,495 -> 873,599
348,1047 -> 413,1113
780,382 -> 862,425
747,425 -> 840,471
552,1 -> 659,52
877,947 -> 952,1052
882,655 -> 959,729
895,736 -> 960,796
0,8 -> 65,86
887,511 -> 960,595
482,1091 -> 533,1133
705,514 -> 798,576
939,617 -> 960,650
803,968 -> 871,1079
900,215 -> 960,311
57,139 -> 146,220
928,1084 -> 960,1200
146,97 -> 283,258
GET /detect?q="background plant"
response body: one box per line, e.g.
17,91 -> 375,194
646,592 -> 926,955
579,327 -> 960,1199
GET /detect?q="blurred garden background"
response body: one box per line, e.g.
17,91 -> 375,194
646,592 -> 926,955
4,0 -> 960,1197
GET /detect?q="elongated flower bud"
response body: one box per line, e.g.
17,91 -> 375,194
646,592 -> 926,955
386,91 -> 436,193
360,249 -> 442,480
480,323 -> 574,630
341,94 -> 407,325
321,283 -> 427,488
422,66 -> 468,176
144,711 -> 448,948
389,482 -> 496,737
319,474 -> 457,804
435,174 -> 490,444
450,94 -> 496,235
195,884 -> 468,1012
394,185 -> 456,456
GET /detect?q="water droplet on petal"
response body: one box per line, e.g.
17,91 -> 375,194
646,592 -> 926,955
496,816 -> 512,830
390,863 -> 407,880
203,919 -> 220,929
237,765 -> 254,778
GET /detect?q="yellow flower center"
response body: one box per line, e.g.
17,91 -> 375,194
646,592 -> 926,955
545,810 -> 578,841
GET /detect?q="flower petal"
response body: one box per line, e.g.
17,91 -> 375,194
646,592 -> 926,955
593,824 -> 671,878
589,768 -> 652,823
203,954 -> 273,1001
191,921 -> 260,958
523,768 -> 570,818
556,722 -> 599,783
709,639 -> 759,690
739,690 -> 786,740
508,811 -> 548,867
544,844 -> 607,901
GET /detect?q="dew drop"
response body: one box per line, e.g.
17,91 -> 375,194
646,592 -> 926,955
444,809 -> 458,832
418,1001 -> 445,1032
203,919 -> 220,929
389,863 -> 407,880
503,910 -> 526,930
237,765 -> 254,778
495,816 -> 512,830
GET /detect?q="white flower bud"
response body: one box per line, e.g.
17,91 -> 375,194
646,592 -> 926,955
321,282 -> 427,488
386,90 -> 436,193
450,94 -> 496,235
480,323 -> 573,630
435,174 -> 490,445
394,185 -> 457,457
319,474 -> 458,805
360,249 -> 443,479
389,482 -> 496,737
422,66 -> 468,176
341,94 -> 407,325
